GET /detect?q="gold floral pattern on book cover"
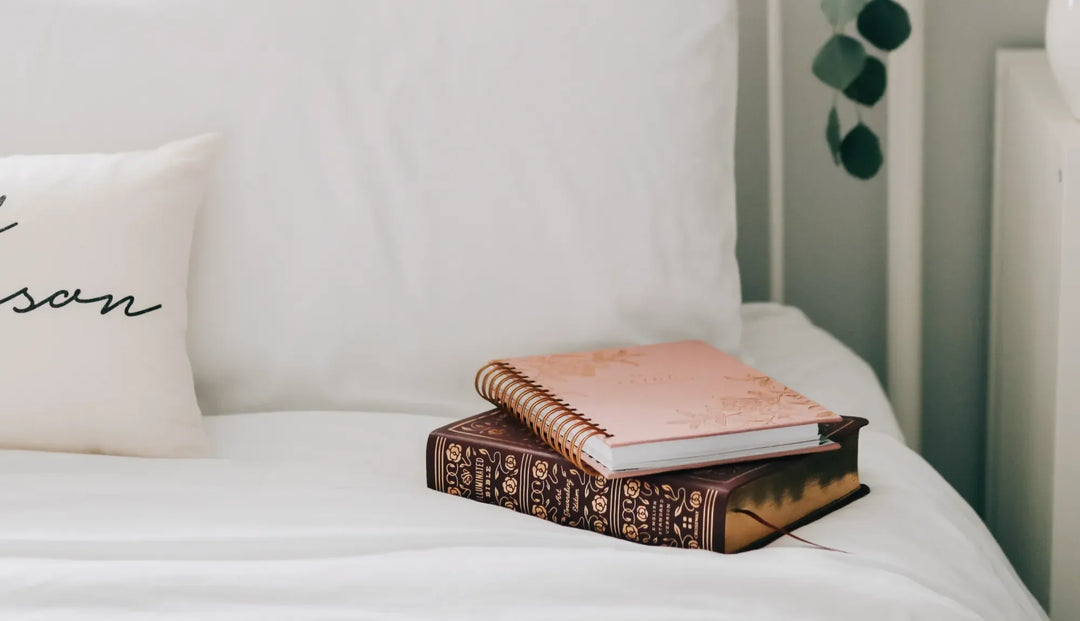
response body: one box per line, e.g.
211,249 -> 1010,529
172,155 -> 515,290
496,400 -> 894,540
433,411 -> 713,550
668,374 -> 834,430
519,348 -> 645,382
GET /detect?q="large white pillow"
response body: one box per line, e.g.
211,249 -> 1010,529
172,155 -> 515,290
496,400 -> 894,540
0,135 -> 219,456
0,2 -> 740,417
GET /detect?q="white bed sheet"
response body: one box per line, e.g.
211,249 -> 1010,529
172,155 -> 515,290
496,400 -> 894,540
0,304 -> 1044,620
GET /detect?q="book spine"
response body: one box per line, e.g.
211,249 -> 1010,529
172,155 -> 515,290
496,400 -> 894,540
474,360 -> 607,472
427,429 -> 725,552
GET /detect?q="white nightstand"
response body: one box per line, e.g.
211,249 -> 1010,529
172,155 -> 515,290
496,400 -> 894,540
989,49 -> 1080,621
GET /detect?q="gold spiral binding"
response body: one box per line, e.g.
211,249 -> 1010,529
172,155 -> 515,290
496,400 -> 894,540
475,360 -> 610,472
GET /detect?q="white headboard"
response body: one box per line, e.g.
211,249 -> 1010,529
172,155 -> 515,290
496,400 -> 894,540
764,0 -> 926,449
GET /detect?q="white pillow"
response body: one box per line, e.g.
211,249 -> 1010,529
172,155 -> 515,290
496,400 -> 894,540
0,134 -> 219,457
0,2 -> 740,417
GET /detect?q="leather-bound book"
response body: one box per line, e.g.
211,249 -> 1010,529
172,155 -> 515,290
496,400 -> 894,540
427,410 -> 869,553
475,341 -> 843,478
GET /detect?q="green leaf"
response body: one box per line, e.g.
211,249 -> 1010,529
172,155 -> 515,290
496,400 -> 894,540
857,0 -> 911,52
839,123 -> 883,179
821,0 -> 870,27
826,107 -> 842,165
843,56 -> 887,106
812,35 -> 868,91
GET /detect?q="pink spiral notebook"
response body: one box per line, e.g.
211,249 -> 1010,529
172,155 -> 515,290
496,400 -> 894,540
475,340 -> 843,478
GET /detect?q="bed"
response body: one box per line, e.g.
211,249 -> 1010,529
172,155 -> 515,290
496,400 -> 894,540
0,2 -> 1046,619
0,305 -> 1041,619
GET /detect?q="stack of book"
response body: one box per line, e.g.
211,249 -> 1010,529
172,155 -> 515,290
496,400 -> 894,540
426,340 -> 868,553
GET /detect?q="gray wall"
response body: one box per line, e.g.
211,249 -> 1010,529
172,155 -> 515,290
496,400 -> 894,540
736,0 -> 1048,509
735,2 -> 770,304
737,2 -> 887,396
921,1 -> 1046,511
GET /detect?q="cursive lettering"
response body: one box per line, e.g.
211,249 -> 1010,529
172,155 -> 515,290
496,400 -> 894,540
0,195 -> 16,235
0,194 -> 161,318
0,287 -> 161,317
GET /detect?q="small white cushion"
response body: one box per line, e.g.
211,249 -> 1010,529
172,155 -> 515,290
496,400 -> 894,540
0,134 -> 219,456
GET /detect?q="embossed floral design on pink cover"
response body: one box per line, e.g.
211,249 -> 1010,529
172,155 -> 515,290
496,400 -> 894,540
502,340 -> 842,447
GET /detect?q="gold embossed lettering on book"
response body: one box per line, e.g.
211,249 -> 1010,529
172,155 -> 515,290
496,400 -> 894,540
475,340 -> 843,478
427,410 -> 869,553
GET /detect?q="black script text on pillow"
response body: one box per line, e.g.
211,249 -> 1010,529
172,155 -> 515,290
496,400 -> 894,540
0,194 -> 162,318
0,195 -> 16,234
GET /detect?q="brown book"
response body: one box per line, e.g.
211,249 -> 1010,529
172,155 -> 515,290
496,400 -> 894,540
427,409 -> 869,553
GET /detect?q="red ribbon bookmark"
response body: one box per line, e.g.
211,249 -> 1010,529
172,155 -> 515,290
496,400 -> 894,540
733,508 -> 850,554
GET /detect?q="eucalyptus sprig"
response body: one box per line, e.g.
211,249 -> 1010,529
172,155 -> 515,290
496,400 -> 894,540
814,0 -> 910,180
